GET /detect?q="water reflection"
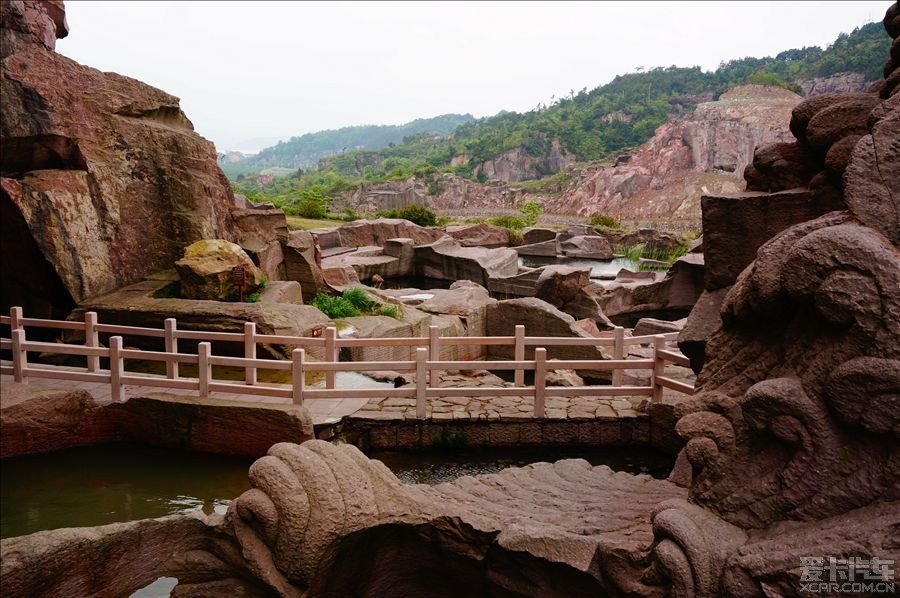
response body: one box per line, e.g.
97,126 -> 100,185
518,255 -> 664,279
1,444 -> 252,539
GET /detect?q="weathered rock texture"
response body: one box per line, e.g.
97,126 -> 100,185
0,0 -> 237,319
0,381 -> 313,458
175,240 -> 265,301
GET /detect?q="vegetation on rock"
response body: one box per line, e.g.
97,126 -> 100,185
312,287 -> 401,320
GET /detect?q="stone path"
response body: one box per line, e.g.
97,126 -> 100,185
352,367 -> 693,421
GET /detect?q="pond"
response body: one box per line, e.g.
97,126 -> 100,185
518,255 -> 667,279
0,444 -> 252,539
2,443 -> 673,540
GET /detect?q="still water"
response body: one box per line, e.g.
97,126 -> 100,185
0,444 -> 252,539
518,255 -> 659,278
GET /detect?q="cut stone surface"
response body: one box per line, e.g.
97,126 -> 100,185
560,235 -> 614,259
283,230 -> 328,301
701,189 -> 840,291
413,237 -> 519,286
445,223 -> 510,247
257,280 -> 303,305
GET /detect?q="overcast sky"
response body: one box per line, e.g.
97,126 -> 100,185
57,1 -> 888,152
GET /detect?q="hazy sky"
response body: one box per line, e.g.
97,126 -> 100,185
57,1 -> 888,152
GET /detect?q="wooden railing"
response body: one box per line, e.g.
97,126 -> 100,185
0,307 -> 694,418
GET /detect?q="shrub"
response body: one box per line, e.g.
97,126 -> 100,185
312,288 -> 402,320
519,199 -> 542,226
488,215 -> 528,230
394,204 -> 437,227
297,198 -> 326,219
589,214 -> 620,229
342,287 -> 380,312
340,207 -> 362,222
506,228 -> 524,246
311,293 -> 360,319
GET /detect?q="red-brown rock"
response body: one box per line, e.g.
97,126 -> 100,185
1,1 -> 237,318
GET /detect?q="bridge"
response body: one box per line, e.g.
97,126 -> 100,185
0,307 -> 694,425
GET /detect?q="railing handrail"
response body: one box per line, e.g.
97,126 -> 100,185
1,306 -> 693,417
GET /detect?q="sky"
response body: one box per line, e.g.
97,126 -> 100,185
57,1 -> 888,152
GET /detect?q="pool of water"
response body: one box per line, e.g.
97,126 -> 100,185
518,255 -> 664,279
369,446 -> 674,485
1,444 -> 252,539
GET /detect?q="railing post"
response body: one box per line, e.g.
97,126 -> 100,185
84,311 -> 100,372
164,318 -> 178,379
611,326 -> 624,386
652,335 -> 666,403
244,321 -> 257,386
324,326 -> 337,389
416,347 -> 427,419
10,306 -> 23,332
109,336 -> 124,403
292,348 -> 305,405
534,347 -> 547,418
198,341 -> 211,399
514,324 -> 525,386
428,325 -> 440,384
11,328 -> 27,383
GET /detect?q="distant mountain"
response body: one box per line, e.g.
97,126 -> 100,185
238,114 -> 475,170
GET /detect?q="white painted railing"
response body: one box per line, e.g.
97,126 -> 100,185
0,307 -> 693,418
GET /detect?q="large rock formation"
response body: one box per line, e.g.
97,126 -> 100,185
0,0 -> 237,319
425,85 -> 801,223
413,236 -> 519,286
1,381 -> 313,459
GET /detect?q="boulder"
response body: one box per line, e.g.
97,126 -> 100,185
514,239 -> 559,256
743,141 -> 819,192
592,254 -> 704,327
701,189 -> 840,291
789,92 -> 874,140
321,250 -> 400,282
0,0 -> 237,319
257,280 -> 303,305
534,265 -> 591,305
560,235 -> 614,259
545,367 -> 584,387
804,95 -> 881,156
322,265 -> 361,290
413,237 -> 519,286
633,317 -> 686,337
174,240 -> 265,301
283,230 -> 326,301
233,206 -> 290,281
339,314 -> 419,362
445,223 -> 510,247
485,297 -> 611,363
522,227 -> 557,244
335,218 -> 446,248
601,228 -> 686,254
383,238 -> 415,273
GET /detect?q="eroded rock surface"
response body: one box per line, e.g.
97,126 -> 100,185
1,0 -> 236,317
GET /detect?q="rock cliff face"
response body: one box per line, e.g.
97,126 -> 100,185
419,85 -> 801,222
0,0 -> 237,319
473,138 -> 576,182
796,71 -> 876,96
538,85 -> 801,220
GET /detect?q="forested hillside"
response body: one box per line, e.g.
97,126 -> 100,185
235,113 -> 474,170
231,21 -> 888,210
